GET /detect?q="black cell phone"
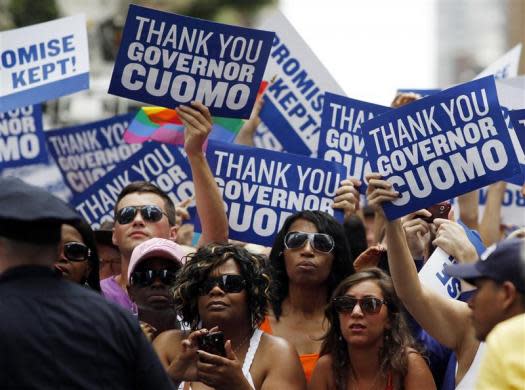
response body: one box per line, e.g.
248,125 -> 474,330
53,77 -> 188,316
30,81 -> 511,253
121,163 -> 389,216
422,201 -> 451,223
198,331 -> 226,357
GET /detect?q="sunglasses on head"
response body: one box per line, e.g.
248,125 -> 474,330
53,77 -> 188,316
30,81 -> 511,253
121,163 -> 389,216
130,269 -> 178,287
284,231 -> 335,253
333,296 -> 387,315
198,274 -> 246,295
115,205 -> 168,225
62,242 -> 91,262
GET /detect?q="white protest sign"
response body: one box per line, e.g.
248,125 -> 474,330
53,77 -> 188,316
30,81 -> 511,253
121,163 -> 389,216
418,247 -> 462,299
0,15 -> 90,112
254,10 -> 344,156
475,44 -> 522,80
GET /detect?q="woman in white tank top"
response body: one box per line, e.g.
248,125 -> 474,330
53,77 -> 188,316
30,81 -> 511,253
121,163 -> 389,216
153,244 -> 306,390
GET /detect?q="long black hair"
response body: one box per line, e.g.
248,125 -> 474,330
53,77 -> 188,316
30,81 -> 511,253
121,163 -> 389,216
268,210 -> 354,319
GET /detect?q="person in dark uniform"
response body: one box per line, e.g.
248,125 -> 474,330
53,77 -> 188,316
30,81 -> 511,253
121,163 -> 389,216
0,177 -> 175,390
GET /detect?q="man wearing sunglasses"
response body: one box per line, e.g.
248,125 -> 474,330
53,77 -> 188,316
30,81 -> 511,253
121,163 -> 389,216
0,178 -> 174,389
102,102 -> 229,312
127,238 -> 185,339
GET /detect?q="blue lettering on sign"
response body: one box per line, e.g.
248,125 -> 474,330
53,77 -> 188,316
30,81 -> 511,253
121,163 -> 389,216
435,256 -> 462,299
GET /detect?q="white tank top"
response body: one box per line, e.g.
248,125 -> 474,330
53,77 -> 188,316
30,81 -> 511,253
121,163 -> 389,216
180,329 -> 263,390
455,342 -> 486,390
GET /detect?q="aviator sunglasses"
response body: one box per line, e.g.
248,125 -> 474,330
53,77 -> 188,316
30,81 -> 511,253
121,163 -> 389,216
130,269 -> 178,287
198,274 -> 246,296
116,205 -> 169,225
333,296 -> 387,315
284,231 -> 335,253
62,242 -> 91,262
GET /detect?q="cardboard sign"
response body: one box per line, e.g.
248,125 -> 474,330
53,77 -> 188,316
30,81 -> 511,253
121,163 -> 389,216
108,5 -> 274,119
254,10 -> 345,156
207,140 -> 347,246
72,142 -> 195,228
0,104 -> 48,168
361,76 -> 521,220
475,44 -> 522,80
0,15 -> 89,112
46,113 -> 141,195
419,247 -> 462,299
318,92 -> 389,192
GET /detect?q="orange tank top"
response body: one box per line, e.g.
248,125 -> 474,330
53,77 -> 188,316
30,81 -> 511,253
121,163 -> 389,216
260,316 -> 319,382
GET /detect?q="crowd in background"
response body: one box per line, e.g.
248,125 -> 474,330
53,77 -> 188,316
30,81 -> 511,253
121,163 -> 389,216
0,93 -> 524,390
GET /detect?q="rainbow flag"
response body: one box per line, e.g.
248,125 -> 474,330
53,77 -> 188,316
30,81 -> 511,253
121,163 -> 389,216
124,107 -> 244,146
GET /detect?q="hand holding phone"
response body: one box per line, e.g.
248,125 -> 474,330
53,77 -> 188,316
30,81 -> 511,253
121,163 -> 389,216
421,201 -> 451,223
198,331 -> 226,357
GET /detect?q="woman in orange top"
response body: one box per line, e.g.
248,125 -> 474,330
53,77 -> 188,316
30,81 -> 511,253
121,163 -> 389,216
309,268 -> 435,390
264,210 -> 354,382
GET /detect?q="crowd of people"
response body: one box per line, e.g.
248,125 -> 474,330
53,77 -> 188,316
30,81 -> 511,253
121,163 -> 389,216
1,96 -> 524,390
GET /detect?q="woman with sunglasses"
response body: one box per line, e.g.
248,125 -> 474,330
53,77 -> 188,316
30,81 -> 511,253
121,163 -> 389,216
264,210 -> 355,382
310,268 -> 435,390
153,244 -> 306,389
54,218 -> 101,291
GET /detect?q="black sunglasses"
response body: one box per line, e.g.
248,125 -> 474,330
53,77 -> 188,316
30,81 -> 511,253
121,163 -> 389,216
199,274 -> 246,295
333,296 -> 387,315
284,231 -> 335,253
130,269 -> 178,287
115,205 -> 168,225
62,242 -> 91,262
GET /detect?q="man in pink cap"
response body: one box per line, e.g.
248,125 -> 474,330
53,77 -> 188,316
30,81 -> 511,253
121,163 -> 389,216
127,238 -> 186,339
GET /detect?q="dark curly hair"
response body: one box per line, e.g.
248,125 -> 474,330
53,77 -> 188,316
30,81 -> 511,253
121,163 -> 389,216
173,244 -> 270,330
268,211 -> 354,319
321,268 -> 419,390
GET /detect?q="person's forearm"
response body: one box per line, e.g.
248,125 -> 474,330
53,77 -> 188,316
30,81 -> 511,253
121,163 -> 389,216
479,182 -> 506,246
188,152 -> 229,245
457,190 -> 479,230
385,220 -> 424,303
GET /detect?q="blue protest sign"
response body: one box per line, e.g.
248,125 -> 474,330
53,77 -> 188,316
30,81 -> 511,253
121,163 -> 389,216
397,89 -> 441,97
254,11 -> 345,156
502,107 -> 525,186
206,140 -> 347,246
108,5 -> 274,119
72,142 -> 195,228
0,15 -> 89,112
46,113 -> 142,195
0,104 -> 48,169
362,76 -> 521,220
318,93 -> 389,193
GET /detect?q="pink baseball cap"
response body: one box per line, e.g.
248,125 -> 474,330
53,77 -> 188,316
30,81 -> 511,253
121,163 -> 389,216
127,238 -> 185,282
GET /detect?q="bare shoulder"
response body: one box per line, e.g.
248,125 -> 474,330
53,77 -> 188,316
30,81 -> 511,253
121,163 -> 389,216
259,332 -> 298,357
315,353 -> 334,370
309,354 -> 334,390
404,348 -> 436,390
256,333 -> 306,390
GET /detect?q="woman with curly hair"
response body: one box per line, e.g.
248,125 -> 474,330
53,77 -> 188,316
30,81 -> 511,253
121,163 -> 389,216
153,243 -> 306,389
309,268 -> 435,390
